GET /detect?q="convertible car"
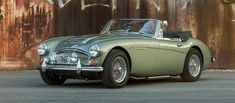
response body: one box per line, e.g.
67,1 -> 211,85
37,19 -> 214,88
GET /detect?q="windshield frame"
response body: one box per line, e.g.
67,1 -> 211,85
100,19 -> 161,38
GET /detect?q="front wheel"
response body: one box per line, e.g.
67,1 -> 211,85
40,70 -> 66,85
180,48 -> 203,82
102,49 -> 130,88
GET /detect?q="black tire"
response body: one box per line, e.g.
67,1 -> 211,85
40,70 -> 66,85
180,48 -> 203,82
102,49 -> 130,88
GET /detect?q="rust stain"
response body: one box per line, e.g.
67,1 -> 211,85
0,0 -> 54,69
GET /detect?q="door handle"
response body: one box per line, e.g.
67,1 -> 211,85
135,47 -> 147,50
176,43 -> 183,47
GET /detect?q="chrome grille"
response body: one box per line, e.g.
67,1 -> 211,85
53,50 -> 89,64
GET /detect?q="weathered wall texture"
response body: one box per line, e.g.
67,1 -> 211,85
0,0 -> 53,69
0,0 -> 234,69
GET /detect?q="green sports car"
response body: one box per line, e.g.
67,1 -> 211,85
37,19 -> 214,88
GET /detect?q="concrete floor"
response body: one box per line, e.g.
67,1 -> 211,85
0,70 -> 235,103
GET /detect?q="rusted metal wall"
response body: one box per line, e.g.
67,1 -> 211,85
53,0 -> 112,36
0,0 -> 234,69
0,0 -> 54,69
218,0 -> 235,69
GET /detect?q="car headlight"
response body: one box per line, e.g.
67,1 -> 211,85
89,44 -> 100,57
37,44 -> 48,56
71,52 -> 78,62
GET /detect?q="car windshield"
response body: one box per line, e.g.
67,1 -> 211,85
101,19 -> 161,37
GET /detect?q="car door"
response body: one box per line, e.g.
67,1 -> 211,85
129,39 -> 160,76
154,38 -> 186,75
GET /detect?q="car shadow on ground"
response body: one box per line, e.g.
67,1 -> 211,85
62,80 -> 105,88
60,76 -> 198,88
57,76 -> 213,89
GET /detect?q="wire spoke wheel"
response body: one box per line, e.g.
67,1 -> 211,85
188,54 -> 201,77
102,49 -> 130,88
181,48 -> 203,82
40,70 -> 66,85
111,56 -> 127,83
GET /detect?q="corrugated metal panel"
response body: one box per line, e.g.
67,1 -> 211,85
0,0 -> 54,69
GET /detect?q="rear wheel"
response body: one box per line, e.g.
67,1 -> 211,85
40,70 -> 66,85
181,48 -> 202,82
102,49 -> 130,88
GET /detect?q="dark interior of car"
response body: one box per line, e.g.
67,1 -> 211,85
163,31 -> 192,42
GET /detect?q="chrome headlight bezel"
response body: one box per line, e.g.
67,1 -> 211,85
89,44 -> 100,57
37,44 -> 48,56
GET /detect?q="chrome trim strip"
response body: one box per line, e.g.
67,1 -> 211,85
42,65 -> 103,72
82,67 -> 103,72
41,57 -> 103,74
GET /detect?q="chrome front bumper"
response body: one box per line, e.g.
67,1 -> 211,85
38,59 -> 103,74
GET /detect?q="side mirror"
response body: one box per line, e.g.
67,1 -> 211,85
161,21 -> 168,31
154,20 -> 168,39
162,21 -> 168,26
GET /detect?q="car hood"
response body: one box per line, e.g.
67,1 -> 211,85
57,34 -> 149,50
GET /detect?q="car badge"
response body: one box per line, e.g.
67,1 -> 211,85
72,52 -> 78,58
